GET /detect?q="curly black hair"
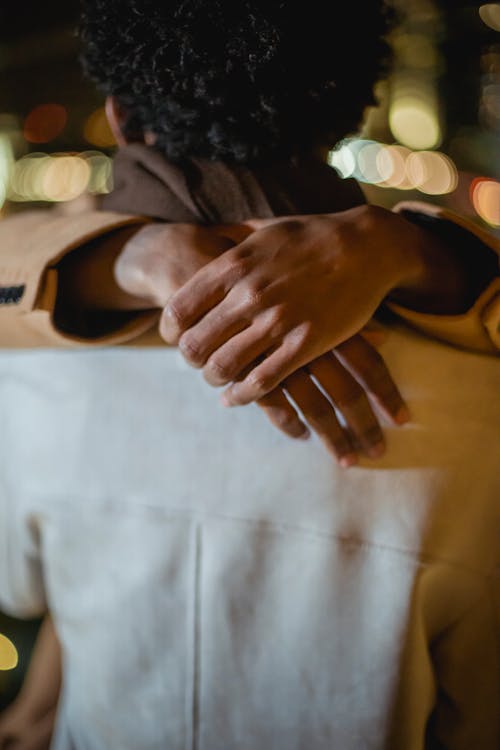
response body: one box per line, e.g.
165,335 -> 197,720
80,0 -> 393,164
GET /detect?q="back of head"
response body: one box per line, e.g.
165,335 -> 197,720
80,0 -> 392,164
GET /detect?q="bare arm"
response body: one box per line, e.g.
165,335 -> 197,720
0,616 -> 61,750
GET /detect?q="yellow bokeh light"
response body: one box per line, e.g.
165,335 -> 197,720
9,154 -> 52,202
84,108 -> 116,149
0,633 -> 18,671
406,151 -> 458,195
7,151 -> 111,203
389,98 -> 441,151
0,135 -> 14,210
394,34 -> 438,70
84,152 -> 113,194
472,179 -> 500,226
42,156 -> 91,202
479,4 -> 500,31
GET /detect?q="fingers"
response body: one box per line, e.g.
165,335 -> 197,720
161,247 -> 251,344
257,389 -> 310,441
334,334 -> 410,424
247,349 -> 399,464
178,312 -> 250,370
203,323 -> 275,386
221,324 -> 313,406
307,354 -> 385,459
282,369 -> 357,466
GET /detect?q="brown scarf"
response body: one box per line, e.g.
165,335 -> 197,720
101,143 -> 366,223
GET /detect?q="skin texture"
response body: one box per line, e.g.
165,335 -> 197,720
158,204 -> 469,409
0,617 -> 60,750
115,220 -> 411,464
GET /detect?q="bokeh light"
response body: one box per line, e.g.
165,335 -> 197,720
42,156 -> 91,202
471,178 -> 500,226
376,145 -> 413,189
329,140 -> 458,197
0,135 -> 15,210
406,151 -> 458,194
83,151 -> 114,194
23,104 -> 67,144
84,108 -> 116,149
357,142 -> 385,184
393,33 -> 438,70
479,4 -> 500,31
328,142 -> 356,178
389,97 -> 441,150
0,633 -> 18,671
7,151 -> 112,203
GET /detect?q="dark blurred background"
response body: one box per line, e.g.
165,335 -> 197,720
0,0 -> 499,710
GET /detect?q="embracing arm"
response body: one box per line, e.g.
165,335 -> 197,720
157,204 -> 499,411
0,616 -> 61,750
0,204 -> 497,462
0,203 -> 497,351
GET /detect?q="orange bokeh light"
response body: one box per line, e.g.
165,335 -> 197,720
471,177 -> 500,227
23,104 -> 67,144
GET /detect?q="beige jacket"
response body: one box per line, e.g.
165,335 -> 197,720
0,203 -> 499,352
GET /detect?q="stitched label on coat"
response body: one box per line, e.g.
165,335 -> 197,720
0,285 -> 25,305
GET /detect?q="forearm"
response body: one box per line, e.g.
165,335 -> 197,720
53,207 -> 498,319
14,616 -> 61,721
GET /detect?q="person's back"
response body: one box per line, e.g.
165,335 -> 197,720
1,318 -> 498,749
0,1 -> 498,747
1,152 -> 499,748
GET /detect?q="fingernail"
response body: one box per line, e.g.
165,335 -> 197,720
367,442 -> 385,459
395,405 -> 411,425
339,453 -> 358,468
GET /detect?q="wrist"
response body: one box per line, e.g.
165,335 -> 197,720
352,205 -> 426,292
352,205 -> 471,314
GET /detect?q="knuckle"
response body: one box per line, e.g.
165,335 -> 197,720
204,357 -> 233,384
270,303 -> 287,325
246,370 -> 273,397
164,299 -> 185,328
231,244 -> 253,261
227,257 -> 250,280
178,334 -> 205,366
242,284 -> 265,309
286,321 -> 313,353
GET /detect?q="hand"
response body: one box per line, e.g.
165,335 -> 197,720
0,702 -> 55,750
256,332 -> 409,466
115,219 -> 410,464
114,223 -> 248,306
160,205 -> 426,406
